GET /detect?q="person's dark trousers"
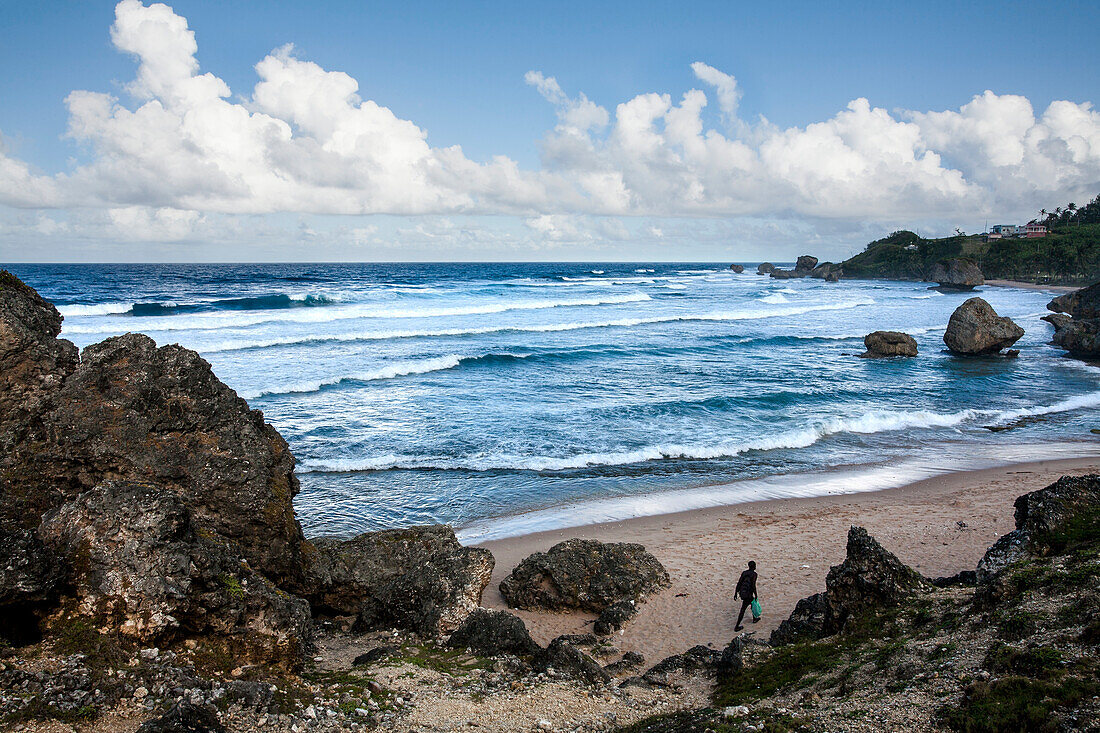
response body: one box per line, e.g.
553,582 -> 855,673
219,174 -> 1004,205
735,597 -> 752,628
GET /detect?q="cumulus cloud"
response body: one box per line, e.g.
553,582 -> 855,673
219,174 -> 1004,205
0,0 -> 1098,243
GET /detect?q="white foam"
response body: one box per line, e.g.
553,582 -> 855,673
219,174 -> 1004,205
57,302 -> 134,317
60,292 -> 654,334
910,292 -> 944,299
238,355 -> 464,399
759,293 -> 788,304
987,390 -> 1100,426
202,298 -> 876,353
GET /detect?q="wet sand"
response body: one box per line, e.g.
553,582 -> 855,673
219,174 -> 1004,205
984,279 -> 1078,293
475,455 -> 1098,663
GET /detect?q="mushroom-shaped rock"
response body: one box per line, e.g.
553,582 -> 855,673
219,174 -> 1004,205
860,331 -> 918,358
499,539 -> 669,612
729,264 -> 745,273
795,255 -> 819,272
757,262 -> 775,275
929,258 -> 984,290
770,526 -> 928,645
307,525 -> 494,636
943,297 -> 1024,354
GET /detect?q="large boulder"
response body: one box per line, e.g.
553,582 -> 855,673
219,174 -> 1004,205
446,608 -> 540,657
943,297 -> 1024,355
306,525 -> 493,636
929,258 -> 984,290
795,255 -> 819,272
757,262 -> 775,275
499,539 -> 669,612
729,264 -> 744,273
1041,313 -> 1073,333
771,526 -> 929,645
860,331 -> 917,358
1052,318 -> 1100,358
977,475 -> 1100,583
810,262 -> 841,280
1047,282 -> 1100,319
38,480 -> 312,669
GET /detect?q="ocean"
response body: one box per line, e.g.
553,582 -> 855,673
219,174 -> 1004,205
10,262 -> 1099,541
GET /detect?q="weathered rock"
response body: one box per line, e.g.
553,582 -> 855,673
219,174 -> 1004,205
929,258 -> 984,290
860,331 -> 918,358
603,651 -> 645,675
1041,313 -> 1073,332
594,599 -> 638,635
136,701 -> 225,733
977,474 -> 1100,583
446,608 -> 540,657
499,539 -> 669,612
0,521 -> 63,642
795,255 -> 819,272
943,297 -> 1024,355
1052,318 -> 1100,358
352,645 -> 399,666
640,645 -> 722,686
771,527 -> 929,645
1047,281 -> 1100,319
307,525 -> 493,636
729,264 -> 744,273
716,637 -> 743,682
757,262 -> 775,275
769,268 -> 803,279
825,271 -> 840,283
537,637 -> 611,686
38,480 -> 312,669
931,570 -> 977,588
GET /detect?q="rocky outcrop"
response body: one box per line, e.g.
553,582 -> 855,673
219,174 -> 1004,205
810,262 -> 842,280
1052,318 -> 1100,357
769,255 -> 819,280
860,331 -> 917,358
593,599 -> 638,635
729,264 -> 745,273
825,271 -> 840,282
136,701 -> 226,733
446,608 -> 540,657
1042,313 -> 1073,332
976,474 -> 1100,583
929,258 -> 984,290
537,637 -> 611,686
757,263 -> 775,275
38,480 -> 312,668
1047,282 -> 1100,319
635,645 -> 723,687
942,297 -> 1024,355
796,255 -> 819,272
306,525 -> 493,636
499,539 -> 669,613
771,527 -> 929,645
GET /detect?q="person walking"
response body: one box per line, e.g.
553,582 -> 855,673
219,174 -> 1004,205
734,560 -> 758,631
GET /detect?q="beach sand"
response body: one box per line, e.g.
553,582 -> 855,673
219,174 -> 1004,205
984,279 -> 1078,293
475,455 -> 1098,664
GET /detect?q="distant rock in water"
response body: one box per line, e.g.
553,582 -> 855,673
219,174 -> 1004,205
795,255 -> 819,272
929,258 -> 984,290
860,331 -> 917,358
810,262 -> 842,280
306,525 -> 493,636
757,262 -> 775,275
825,271 -> 840,282
770,526 -> 929,645
729,264 -> 745,273
942,297 -> 1024,355
499,538 -> 669,612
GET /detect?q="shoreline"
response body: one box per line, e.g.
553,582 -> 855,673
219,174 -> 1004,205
474,453 -> 1098,662
984,278 -> 1078,293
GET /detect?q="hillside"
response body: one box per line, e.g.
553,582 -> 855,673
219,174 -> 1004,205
840,195 -> 1100,285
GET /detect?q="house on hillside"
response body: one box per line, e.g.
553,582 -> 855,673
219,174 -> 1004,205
991,224 -> 1017,235
1024,223 -> 1047,237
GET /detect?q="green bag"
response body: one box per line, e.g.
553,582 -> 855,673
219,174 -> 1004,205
750,598 -> 762,620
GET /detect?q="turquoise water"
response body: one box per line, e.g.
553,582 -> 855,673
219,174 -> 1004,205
10,262 -> 1099,539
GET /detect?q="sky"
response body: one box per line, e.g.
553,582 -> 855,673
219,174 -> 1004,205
1,0 -> 1098,262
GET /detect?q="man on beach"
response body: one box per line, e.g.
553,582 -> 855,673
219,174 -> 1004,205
734,560 -> 758,631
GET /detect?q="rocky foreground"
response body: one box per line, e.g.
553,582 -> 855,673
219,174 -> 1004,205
1,270 -> 1098,732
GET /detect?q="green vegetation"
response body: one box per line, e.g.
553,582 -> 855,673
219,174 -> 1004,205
939,676 -> 1099,733
218,573 -> 246,600
392,644 -> 489,676
840,194 -> 1100,285
714,639 -> 848,705
2,698 -> 97,725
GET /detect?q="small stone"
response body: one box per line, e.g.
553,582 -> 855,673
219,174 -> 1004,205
722,705 -> 750,717
305,705 -> 317,719
134,687 -> 149,700
537,721 -> 554,731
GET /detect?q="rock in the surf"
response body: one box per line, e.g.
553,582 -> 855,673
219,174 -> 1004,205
942,297 -> 1024,355
306,525 -> 493,636
499,538 -> 669,612
1047,281 -> 1100,319
729,264 -> 745,273
1052,318 -> 1100,357
929,258 -> 984,290
1041,313 -> 1073,332
771,526 -> 929,645
860,331 -> 918,358
757,262 -> 776,275
795,255 -> 819,272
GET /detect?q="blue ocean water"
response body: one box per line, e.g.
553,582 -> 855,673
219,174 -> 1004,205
10,262 -> 1099,540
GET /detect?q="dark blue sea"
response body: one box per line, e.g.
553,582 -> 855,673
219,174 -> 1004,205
9,262 -> 1099,541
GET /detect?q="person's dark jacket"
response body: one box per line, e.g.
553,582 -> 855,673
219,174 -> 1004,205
735,569 -> 757,600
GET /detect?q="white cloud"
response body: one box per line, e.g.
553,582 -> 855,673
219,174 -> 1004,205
0,0 -> 1098,257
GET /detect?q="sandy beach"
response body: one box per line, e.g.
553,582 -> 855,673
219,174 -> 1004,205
984,279 -> 1079,293
476,454 -> 1099,663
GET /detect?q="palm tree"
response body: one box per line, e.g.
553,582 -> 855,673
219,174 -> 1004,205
1067,202 -> 1077,225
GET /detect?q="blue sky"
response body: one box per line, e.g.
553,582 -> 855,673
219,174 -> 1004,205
1,0 -> 1098,261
